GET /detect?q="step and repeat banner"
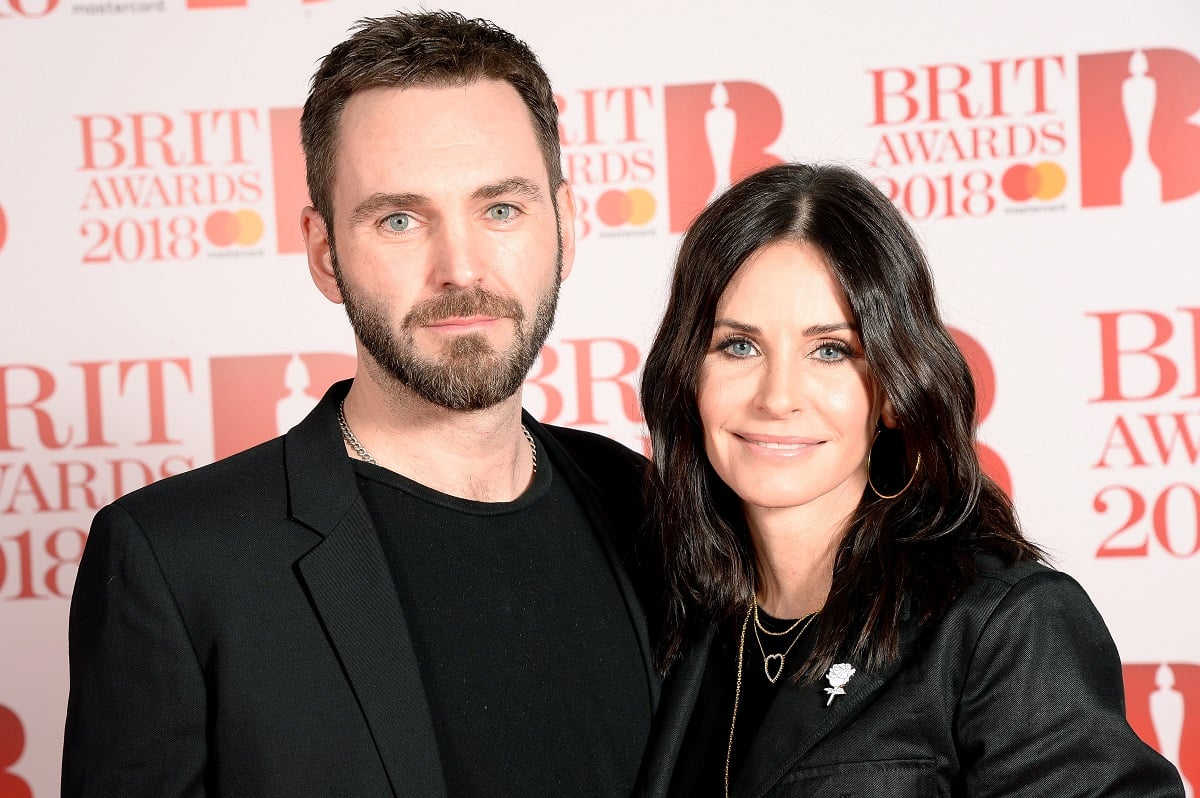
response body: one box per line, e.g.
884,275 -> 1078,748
1,0 -> 1198,792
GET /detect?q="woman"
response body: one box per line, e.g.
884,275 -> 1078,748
637,163 -> 1183,797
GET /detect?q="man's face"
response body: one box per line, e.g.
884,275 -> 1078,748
303,81 -> 575,411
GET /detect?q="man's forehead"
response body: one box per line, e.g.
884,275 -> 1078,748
339,81 -> 533,140
332,81 -> 549,187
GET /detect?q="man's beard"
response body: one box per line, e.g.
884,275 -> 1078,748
333,256 -> 561,412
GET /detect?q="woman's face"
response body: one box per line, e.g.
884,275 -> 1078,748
696,240 -> 889,522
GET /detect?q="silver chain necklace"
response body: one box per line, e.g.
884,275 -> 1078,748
336,399 -> 537,474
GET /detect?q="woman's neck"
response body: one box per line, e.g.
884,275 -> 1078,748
746,502 -> 852,619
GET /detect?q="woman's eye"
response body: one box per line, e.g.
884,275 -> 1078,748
815,343 -> 848,361
488,204 -> 516,222
383,213 -> 411,232
722,339 -> 758,358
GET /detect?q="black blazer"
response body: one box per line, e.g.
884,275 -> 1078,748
63,380 -> 658,797
638,559 -> 1184,798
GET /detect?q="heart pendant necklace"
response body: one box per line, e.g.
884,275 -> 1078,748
752,597 -> 817,684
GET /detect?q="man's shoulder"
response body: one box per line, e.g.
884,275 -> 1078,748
112,434 -> 288,522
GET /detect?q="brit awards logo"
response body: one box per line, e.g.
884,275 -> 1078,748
1078,48 -> 1200,207
1087,307 -> 1200,559
76,108 -> 275,265
1123,663 -> 1198,790
867,55 -> 1069,220
867,46 -> 1200,220
556,80 -> 783,239
0,357 -> 197,601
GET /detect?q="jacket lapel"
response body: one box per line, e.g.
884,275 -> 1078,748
287,381 -> 447,797
636,627 -> 716,798
732,614 -> 924,798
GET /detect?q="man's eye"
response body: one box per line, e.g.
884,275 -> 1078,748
487,204 -> 516,222
383,213 -> 411,232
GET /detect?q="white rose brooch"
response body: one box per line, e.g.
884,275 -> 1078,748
823,663 -> 856,705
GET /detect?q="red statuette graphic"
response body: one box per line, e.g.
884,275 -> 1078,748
1123,664 -> 1199,789
663,81 -> 783,232
949,328 -> 1012,496
0,706 -> 31,798
0,0 -> 59,18
209,353 -> 354,460
1079,48 -> 1200,207
0,203 -> 7,254
269,107 -> 308,255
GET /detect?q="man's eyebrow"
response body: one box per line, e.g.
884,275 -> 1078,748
472,177 -> 543,202
349,192 -> 427,226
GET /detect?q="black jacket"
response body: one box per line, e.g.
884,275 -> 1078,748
64,380 -> 657,796
638,558 -> 1183,798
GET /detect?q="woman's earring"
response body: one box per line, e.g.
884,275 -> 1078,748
867,429 -> 920,500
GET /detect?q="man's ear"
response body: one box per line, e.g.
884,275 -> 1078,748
555,181 -> 577,282
301,206 -> 343,304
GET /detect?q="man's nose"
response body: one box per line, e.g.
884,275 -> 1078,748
428,217 -> 483,290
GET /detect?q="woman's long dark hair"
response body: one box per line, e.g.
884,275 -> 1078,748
641,163 -> 1042,677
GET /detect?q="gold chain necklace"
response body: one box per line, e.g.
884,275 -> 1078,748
753,603 -> 807,636
336,399 -> 536,474
725,606 -> 751,798
725,599 -> 819,797
752,598 -> 817,684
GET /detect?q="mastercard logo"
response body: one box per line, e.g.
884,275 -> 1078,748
0,204 -> 7,254
1001,162 -> 1067,202
595,188 -> 657,228
205,209 -> 264,247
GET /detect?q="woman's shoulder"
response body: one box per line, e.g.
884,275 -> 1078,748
967,552 -> 1091,605
931,552 -> 1113,666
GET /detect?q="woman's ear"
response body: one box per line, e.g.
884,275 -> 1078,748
880,397 -> 900,429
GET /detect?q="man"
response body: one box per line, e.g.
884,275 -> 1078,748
63,12 -> 657,796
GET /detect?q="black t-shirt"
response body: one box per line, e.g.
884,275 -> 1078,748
353,431 -> 651,797
668,610 -> 819,798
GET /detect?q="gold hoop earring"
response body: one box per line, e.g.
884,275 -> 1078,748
867,430 -> 921,500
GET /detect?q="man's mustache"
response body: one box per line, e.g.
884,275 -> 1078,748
403,286 -> 524,327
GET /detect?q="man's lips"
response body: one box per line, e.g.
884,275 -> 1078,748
422,315 -> 506,332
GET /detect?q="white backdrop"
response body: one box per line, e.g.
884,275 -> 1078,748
0,0 -> 1197,793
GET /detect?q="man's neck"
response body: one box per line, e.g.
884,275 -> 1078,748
340,375 -> 535,503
